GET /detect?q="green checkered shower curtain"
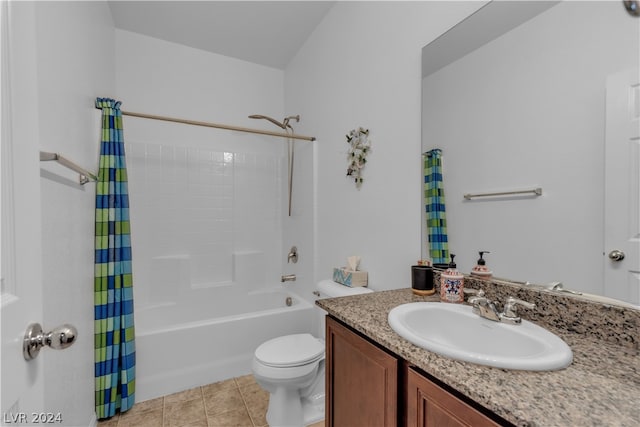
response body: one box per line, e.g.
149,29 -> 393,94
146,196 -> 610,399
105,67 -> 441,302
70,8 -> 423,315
424,149 -> 449,265
94,98 -> 135,419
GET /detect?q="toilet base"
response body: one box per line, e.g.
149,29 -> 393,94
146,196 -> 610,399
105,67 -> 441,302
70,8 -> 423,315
265,386 -> 303,427
265,390 -> 324,427
255,361 -> 325,427
301,391 -> 324,426
252,333 -> 328,427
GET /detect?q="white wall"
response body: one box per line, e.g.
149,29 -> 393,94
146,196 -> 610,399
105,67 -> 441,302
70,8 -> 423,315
114,30 -> 291,306
114,29 -> 285,127
35,1 -> 115,426
422,1 -> 639,294
285,1 -> 486,291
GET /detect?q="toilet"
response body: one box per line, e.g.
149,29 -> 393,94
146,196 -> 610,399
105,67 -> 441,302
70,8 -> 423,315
252,280 -> 373,427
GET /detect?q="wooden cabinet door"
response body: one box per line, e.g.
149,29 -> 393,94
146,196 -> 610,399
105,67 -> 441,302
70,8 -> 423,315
406,367 -> 502,427
326,316 -> 398,427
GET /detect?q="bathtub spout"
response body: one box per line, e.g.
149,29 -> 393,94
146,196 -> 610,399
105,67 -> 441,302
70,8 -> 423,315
281,274 -> 296,282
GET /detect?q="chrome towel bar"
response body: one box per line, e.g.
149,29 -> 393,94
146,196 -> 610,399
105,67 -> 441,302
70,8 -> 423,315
463,187 -> 542,200
40,151 -> 97,185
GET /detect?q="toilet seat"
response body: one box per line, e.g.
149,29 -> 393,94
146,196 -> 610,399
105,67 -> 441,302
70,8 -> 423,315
255,333 -> 324,368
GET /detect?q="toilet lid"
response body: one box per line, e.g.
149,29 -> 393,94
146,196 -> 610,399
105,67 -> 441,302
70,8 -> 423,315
255,333 -> 324,368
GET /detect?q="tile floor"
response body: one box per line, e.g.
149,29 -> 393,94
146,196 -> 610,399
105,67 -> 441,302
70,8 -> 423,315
96,375 -> 324,427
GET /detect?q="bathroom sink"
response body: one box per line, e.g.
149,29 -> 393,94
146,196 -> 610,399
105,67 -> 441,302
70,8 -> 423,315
388,302 -> 572,371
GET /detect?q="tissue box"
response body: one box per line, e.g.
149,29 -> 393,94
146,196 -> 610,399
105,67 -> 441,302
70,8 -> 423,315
333,268 -> 368,287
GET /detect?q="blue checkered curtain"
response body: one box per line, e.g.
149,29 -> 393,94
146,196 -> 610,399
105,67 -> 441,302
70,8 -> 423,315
424,149 -> 449,265
94,98 -> 135,419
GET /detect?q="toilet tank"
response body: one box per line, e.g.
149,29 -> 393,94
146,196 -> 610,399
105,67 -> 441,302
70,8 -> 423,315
314,280 -> 373,339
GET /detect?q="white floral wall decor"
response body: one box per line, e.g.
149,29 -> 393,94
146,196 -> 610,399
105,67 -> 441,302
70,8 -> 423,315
346,127 -> 371,188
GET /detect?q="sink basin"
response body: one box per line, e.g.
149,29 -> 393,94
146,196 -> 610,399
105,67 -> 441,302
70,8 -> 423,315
388,302 -> 572,371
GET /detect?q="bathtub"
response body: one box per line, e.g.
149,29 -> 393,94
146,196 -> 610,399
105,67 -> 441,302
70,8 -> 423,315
134,285 -> 314,402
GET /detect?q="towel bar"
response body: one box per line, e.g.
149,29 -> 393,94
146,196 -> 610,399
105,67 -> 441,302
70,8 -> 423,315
463,187 -> 542,200
40,151 -> 97,185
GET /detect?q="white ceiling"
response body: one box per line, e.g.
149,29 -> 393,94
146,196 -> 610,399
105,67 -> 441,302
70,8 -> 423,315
108,1 -> 335,69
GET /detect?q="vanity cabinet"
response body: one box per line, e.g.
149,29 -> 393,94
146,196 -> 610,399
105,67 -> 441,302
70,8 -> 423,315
325,316 -> 398,427
326,315 -> 507,427
406,367 -> 501,427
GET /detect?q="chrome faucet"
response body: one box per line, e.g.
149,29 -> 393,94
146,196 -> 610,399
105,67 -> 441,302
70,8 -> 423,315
547,281 -> 582,295
499,297 -> 536,324
465,289 -> 501,321
465,289 -> 535,324
281,274 -> 296,282
464,289 -> 486,313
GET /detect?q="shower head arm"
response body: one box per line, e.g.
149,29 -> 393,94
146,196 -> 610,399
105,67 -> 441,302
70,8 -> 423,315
282,115 -> 300,130
248,114 -> 287,130
249,114 -> 300,131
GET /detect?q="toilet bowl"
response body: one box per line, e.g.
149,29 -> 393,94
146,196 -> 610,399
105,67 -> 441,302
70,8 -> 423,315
252,280 -> 373,427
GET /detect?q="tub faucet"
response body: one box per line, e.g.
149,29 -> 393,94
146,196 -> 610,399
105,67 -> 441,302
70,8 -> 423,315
287,246 -> 298,264
281,274 -> 296,282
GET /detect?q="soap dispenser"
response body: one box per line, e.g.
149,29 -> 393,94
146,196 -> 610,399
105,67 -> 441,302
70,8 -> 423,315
470,251 -> 493,280
440,254 -> 464,303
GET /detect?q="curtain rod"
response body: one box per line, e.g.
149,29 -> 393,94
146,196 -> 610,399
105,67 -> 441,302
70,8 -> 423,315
96,108 -> 316,142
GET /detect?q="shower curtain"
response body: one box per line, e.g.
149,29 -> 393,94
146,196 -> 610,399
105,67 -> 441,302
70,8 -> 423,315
424,149 -> 449,265
94,98 -> 135,419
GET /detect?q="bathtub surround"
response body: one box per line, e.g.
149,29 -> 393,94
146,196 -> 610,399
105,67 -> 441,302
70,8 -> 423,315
233,251 -> 267,291
94,98 -> 136,418
123,136 -> 307,399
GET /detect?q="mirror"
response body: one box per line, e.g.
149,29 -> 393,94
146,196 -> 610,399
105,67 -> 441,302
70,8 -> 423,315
421,1 -> 639,305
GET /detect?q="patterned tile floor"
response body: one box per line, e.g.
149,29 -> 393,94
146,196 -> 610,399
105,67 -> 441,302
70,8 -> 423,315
96,374 -> 324,427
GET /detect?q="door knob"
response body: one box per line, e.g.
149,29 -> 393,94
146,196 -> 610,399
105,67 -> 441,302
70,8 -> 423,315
23,323 -> 78,361
608,250 -> 625,262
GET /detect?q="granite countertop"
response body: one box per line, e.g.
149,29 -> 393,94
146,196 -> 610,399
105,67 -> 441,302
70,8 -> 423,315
317,286 -> 640,427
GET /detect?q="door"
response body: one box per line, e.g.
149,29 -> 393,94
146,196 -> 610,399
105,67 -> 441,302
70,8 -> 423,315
604,68 -> 640,305
1,0 -> 45,417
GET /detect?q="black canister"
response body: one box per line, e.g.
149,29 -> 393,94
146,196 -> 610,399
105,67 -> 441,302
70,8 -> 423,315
411,265 -> 435,296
